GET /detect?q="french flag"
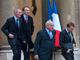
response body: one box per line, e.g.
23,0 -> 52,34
53,0 -> 62,47
48,0 -> 62,47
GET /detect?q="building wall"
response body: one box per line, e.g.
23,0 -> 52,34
0,0 -> 80,49
0,0 -> 1,43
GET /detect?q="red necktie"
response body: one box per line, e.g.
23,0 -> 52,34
25,16 -> 28,24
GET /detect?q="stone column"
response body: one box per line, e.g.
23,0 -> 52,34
0,0 -> 1,43
78,0 -> 80,49
56,0 -> 75,29
0,0 -> 18,45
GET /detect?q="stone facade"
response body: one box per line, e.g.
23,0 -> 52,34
0,0 -> 80,60
0,0 -> 80,49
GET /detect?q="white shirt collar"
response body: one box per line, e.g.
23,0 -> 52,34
14,16 -> 18,20
66,28 -> 68,33
45,28 -> 50,33
23,14 -> 28,20
65,28 -> 71,34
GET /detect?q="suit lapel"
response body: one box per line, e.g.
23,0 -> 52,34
12,17 -> 15,24
52,30 -> 55,37
44,29 -> 51,39
51,30 -> 55,40
44,29 -> 56,40
13,16 -> 22,30
12,17 -> 18,29
27,16 -> 30,26
21,14 -> 27,25
64,29 -> 71,38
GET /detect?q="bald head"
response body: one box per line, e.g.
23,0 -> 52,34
45,21 -> 54,31
45,21 -> 53,26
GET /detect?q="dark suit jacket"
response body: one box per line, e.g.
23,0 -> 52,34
34,29 -> 56,60
59,29 -> 76,53
1,16 -> 22,45
20,14 -> 34,49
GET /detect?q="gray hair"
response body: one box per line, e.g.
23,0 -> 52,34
45,20 -> 53,26
45,21 -> 50,26
14,8 -> 21,13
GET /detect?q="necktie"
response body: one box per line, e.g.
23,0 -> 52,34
25,16 -> 28,24
16,19 -> 19,29
49,31 -> 53,39
68,32 -> 73,42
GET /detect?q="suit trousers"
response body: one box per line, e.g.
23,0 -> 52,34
10,38 -> 22,60
62,52 -> 74,60
23,48 -> 30,60
39,50 -> 53,60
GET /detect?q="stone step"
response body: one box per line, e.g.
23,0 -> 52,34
0,45 -> 11,50
0,49 -> 80,60
0,45 -> 80,60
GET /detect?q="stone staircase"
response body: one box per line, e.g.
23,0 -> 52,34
0,45 -> 11,50
0,45 -> 80,60
0,45 -> 34,60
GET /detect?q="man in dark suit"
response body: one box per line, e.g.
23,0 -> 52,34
34,21 -> 56,60
20,6 -> 34,60
1,8 -> 22,60
59,22 -> 76,60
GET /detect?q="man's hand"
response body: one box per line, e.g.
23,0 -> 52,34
8,34 -> 14,39
23,41 -> 26,43
34,55 -> 38,59
66,49 -> 72,53
73,44 -> 76,48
